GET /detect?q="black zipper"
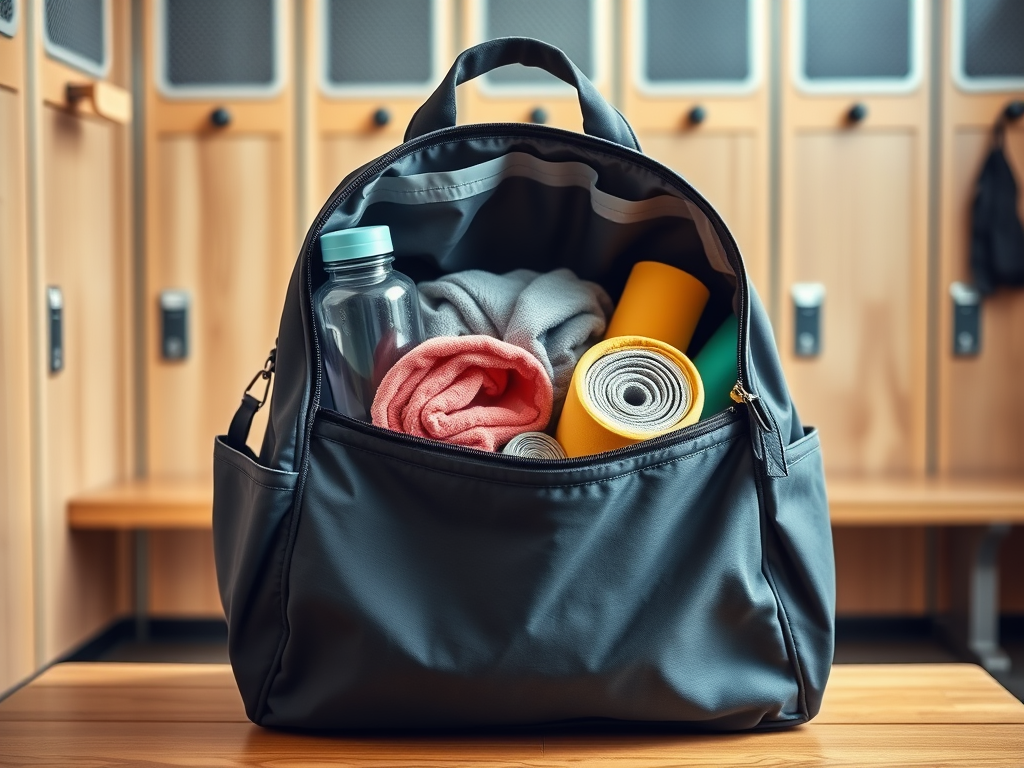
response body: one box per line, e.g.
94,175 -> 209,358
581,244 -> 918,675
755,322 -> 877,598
296,122 -> 771,476
316,405 -> 742,469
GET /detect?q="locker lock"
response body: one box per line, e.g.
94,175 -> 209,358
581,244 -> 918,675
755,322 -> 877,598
791,283 -> 826,357
950,282 -> 981,356
687,105 -> 707,125
160,290 -> 190,360
373,108 -> 390,127
210,107 -> 231,128
47,286 -> 64,374
529,107 -> 548,125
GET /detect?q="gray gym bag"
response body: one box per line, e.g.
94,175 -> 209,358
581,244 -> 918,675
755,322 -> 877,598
213,38 -> 835,731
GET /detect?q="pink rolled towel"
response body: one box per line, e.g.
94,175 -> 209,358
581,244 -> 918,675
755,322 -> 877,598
370,335 -> 553,452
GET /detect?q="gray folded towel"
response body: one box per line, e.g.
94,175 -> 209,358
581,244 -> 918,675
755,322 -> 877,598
418,268 -> 614,412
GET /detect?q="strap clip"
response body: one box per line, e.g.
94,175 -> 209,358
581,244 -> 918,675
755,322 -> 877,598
244,348 -> 277,410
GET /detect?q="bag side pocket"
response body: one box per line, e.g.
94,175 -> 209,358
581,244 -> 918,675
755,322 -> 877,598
213,435 -> 298,722
761,427 -> 835,721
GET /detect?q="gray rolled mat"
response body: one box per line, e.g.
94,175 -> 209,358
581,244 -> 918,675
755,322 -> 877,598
585,349 -> 691,434
501,432 -> 568,460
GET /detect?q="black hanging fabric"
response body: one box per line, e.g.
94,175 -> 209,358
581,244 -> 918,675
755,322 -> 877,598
970,116 -> 1024,295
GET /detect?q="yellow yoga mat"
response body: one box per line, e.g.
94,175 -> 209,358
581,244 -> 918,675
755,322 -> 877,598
604,261 -> 710,352
556,336 -> 705,458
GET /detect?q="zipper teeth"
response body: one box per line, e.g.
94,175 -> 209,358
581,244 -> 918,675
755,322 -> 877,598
298,122 -> 754,467
317,406 -> 741,468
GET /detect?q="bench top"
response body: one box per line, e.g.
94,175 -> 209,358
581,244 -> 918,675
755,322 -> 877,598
68,475 -> 1024,529
1,662 -> 1022,765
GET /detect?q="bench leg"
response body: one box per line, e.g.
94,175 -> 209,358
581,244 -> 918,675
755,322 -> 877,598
943,523 -> 1011,674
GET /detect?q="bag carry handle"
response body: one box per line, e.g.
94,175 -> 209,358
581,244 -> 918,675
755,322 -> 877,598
405,37 -> 641,151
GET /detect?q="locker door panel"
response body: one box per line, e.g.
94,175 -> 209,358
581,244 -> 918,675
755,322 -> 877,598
0,16 -> 35,689
41,107 -> 128,649
148,135 -> 286,479
622,0 -> 769,295
788,131 -> 918,474
939,129 -> 1024,473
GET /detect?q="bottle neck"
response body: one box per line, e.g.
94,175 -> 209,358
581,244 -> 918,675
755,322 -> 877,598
324,253 -> 394,286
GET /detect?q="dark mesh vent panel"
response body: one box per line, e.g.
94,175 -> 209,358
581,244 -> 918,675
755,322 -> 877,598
963,0 -> 1024,78
1,0 -> 14,24
165,0 -> 275,86
483,0 -> 593,85
326,0 -> 432,86
804,0 -> 911,80
45,0 -> 104,68
645,0 -> 749,83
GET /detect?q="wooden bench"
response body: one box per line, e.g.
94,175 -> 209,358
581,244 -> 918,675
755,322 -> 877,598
69,474 -> 1024,671
1,662 -> 1022,765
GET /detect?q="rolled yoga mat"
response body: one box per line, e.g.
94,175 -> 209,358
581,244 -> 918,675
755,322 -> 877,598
556,336 -> 705,458
692,314 -> 739,417
604,261 -> 710,352
502,432 -> 567,460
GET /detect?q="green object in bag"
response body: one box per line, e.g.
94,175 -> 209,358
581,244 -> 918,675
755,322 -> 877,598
693,314 -> 739,417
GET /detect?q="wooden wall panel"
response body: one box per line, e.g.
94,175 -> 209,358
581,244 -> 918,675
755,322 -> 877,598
148,531 -> 221,615
833,527 -> 928,615
621,0 -> 770,295
0,25 -> 36,691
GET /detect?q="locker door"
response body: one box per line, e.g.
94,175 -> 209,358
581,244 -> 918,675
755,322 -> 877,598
33,0 -> 135,657
622,0 -> 770,294
780,0 -> 930,476
143,0 -> 295,614
305,0 -> 453,215
0,0 -> 36,690
938,0 -> 1024,611
460,0 -> 612,132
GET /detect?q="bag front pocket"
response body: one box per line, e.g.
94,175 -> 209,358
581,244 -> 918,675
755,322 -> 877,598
265,412 -> 801,730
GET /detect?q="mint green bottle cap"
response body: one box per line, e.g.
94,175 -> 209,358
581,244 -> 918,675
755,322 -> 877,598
320,225 -> 393,263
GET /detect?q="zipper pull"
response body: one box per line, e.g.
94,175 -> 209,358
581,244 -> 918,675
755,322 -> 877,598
731,382 -> 788,478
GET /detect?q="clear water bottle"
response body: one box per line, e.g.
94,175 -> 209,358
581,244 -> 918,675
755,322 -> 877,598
314,226 -> 424,421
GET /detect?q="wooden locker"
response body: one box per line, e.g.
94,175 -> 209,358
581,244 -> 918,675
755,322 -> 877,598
779,0 -> 931,615
935,0 -> 1024,613
621,0 -> 771,296
459,0 -> 613,132
142,0 -> 296,615
304,0 -> 455,217
0,0 -> 37,690
31,0 -> 135,656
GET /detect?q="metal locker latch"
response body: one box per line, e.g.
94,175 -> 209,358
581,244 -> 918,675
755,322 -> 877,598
950,282 -> 981,357
160,290 -> 190,360
47,286 -> 63,373
791,283 -> 826,357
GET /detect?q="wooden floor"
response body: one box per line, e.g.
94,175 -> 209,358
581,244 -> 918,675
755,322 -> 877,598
1,663 -> 1023,766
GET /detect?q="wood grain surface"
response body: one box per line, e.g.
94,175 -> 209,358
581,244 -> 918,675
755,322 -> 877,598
0,48 -> 35,694
1,663 -> 1023,767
